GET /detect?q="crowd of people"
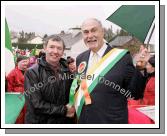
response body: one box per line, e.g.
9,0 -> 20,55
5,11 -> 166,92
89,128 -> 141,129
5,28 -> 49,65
6,18 -> 155,124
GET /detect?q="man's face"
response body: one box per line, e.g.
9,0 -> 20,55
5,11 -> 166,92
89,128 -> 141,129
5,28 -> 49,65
44,40 -> 64,64
81,19 -> 104,52
18,59 -> 29,71
29,57 -> 35,64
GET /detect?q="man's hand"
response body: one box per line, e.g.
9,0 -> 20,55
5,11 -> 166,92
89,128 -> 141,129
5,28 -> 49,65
66,104 -> 75,118
135,45 -> 150,70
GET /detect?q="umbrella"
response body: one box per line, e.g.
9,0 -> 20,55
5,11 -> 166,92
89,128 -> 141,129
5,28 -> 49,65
106,5 -> 155,45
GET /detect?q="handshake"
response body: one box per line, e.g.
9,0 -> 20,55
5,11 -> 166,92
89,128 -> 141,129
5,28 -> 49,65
65,104 -> 76,118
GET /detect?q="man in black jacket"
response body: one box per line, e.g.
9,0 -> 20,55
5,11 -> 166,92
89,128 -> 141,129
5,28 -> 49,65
76,18 -> 147,124
24,35 -> 75,124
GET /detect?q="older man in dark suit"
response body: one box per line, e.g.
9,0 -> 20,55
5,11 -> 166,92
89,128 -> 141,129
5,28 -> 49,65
75,18 -> 147,124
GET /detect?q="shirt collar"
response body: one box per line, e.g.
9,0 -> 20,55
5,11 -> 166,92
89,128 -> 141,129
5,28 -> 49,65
90,43 -> 108,58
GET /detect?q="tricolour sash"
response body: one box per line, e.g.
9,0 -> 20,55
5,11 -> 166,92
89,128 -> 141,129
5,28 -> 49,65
69,48 -> 128,118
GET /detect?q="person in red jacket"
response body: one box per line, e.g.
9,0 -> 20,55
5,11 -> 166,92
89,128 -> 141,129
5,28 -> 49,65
7,56 -> 29,92
128,56 -> 155,124
128,55 -> 155,107
6,55 -> 29,123
142,56 -> 155,105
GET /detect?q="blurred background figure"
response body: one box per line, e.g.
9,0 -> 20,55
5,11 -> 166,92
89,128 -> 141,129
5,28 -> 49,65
67,56 -> 76,73
142,56 -> 155,105
28,56 -> 37,67
6,55 -> 29,124
128,54 -> 155,107
7,55 -> 29,92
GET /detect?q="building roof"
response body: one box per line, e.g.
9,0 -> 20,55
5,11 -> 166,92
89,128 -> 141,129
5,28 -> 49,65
28,36 -> 43,41
58,31 -> 82,49
42,29 -> 82,49
109,36 -> 133,47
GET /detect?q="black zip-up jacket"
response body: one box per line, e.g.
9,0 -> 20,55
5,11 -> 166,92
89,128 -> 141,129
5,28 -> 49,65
24,56 -> 73,124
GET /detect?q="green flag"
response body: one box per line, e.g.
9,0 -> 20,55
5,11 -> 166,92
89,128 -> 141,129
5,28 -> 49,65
5,93 -> 25,124
5,19 -> 12,51
5,19 -> 15,75
30,45 -> 37,56
107,5 -> 155,43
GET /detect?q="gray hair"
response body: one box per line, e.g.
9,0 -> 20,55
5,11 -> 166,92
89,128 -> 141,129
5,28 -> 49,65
43,35 -> 65,50
81,18 -> 103,29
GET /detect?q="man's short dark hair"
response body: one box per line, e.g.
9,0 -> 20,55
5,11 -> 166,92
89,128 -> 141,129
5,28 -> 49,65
43,35 -> 65,50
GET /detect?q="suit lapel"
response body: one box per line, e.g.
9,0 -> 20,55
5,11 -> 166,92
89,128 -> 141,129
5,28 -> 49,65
102,43 -> 113,57
79,50 -> 90,74
84,50 -> 91,73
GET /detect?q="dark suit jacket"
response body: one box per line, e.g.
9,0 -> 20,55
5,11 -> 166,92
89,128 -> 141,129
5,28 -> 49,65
76,45 -> 146,124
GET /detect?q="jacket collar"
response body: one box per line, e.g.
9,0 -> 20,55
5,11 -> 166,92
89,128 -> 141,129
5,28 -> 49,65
38,56 -> 69,72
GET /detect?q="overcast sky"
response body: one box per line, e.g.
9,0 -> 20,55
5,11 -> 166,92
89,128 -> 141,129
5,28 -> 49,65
5,4 -> 121,36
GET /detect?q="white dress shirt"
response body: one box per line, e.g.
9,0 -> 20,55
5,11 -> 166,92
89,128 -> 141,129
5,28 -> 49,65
87,43 -> 108,71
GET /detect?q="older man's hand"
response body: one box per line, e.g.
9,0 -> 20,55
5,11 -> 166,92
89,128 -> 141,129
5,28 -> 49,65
134,45 -> 150,70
